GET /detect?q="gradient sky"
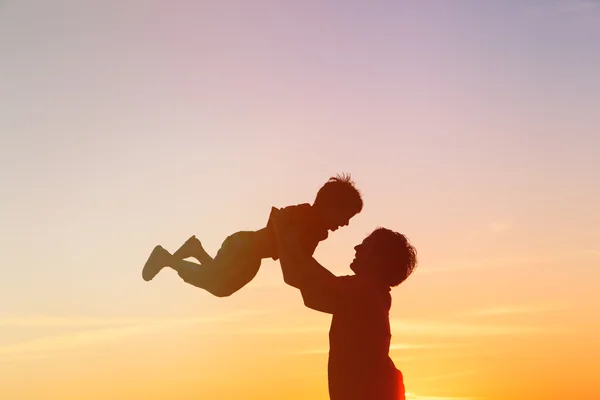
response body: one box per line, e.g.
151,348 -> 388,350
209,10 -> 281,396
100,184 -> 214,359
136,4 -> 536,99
1,1 -> 599,399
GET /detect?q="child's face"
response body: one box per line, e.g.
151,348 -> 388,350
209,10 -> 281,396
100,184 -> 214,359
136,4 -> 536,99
325,206 -> 356,231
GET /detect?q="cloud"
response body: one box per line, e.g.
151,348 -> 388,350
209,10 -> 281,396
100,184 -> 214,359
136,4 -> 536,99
0,310 -> 269,328
489,221 -> 511,233
390,319 -> 563,337
419,255 -> 544,274
0,310 -> 269,360
290,347 -> 332,355
463,220 -> 512,244
213,316 -> 564,342
0,316 -> 146,328
406,394 -> 482,400
0,324 -> 166,357
396,349 -> 501,363
419,370 -> 479,382
4,311 -> 560,361
422,248 -> 599,275
459,303 -> 570,317
583,249 -> 600,257
390,342 -> 469,351
204,315 -> 566,339
291,342 -> 468,355
0,352 -> 55,365
222,326 -> 326,335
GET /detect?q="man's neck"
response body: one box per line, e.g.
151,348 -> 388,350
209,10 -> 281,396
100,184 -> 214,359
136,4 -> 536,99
357,273 -> 391,292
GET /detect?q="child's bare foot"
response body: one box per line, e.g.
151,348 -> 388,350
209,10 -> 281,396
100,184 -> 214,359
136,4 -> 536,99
173,235 -> 211,264
142,245 -> 171,281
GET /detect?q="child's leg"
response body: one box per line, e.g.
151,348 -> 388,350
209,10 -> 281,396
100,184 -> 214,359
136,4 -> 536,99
142,236 -> 213,282
172,235 -> 214,265
142,245 -> 191,281
177,231 -> 263,297
142,245 -> 221,294
142,231 -> 263,297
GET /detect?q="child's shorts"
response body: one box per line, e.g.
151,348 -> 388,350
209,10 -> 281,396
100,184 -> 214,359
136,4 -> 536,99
209,230 -> 263,297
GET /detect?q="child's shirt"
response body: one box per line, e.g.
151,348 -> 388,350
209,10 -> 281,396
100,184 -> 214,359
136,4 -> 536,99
266,203 -> 329,260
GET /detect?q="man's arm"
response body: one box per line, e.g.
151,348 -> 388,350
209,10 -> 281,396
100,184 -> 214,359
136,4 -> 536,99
270,207 -> 335,285
266,204 -> 326,260
273,208 -> 353,314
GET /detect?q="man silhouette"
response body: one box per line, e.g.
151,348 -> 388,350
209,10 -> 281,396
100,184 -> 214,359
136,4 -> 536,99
271,208 -> 417,400
142,174 -> 363,297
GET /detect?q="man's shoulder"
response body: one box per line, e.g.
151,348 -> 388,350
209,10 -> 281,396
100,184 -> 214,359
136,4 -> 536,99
335,275 -> 359,287
342,276 -> 391,297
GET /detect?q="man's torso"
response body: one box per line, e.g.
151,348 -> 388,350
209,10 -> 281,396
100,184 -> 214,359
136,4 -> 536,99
327,276 -> 398,399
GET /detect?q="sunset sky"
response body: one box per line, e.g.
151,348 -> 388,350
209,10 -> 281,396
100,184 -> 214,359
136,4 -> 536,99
1,1 -> 599,399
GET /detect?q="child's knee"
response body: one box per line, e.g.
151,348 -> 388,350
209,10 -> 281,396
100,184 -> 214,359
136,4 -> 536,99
210,285 -> 236,298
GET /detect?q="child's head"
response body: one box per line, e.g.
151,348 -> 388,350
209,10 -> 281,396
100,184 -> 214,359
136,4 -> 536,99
313,174 -> 363,231
350,228 -> 417,287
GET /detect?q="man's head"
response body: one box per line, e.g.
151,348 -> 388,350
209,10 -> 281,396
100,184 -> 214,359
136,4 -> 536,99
313,174 -> 363,231
350,228 -> 417,287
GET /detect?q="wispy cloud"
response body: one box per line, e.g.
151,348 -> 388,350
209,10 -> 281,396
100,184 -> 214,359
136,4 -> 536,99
291,342 -> 468,355
423,248 -> 599,274
419,255 -> 544,274
464,220 -> 512,244
0,352 -> 55,365
489,221 -> 511,233
406,393 -> 483,400
459,303 -> 570,317
583,249 -> 600,257
0,324 -> 167,357
390,342 -> 468,351
395,349 -> 501,363
419,370 -> 479,382
209,315 -> 566,339
0,310 -> 269,360
5,311 -> 559,361
290,347 -> 333,355
0,316 -> 146,328
390,319 -> 564,337
222,326 -> 326,335
0,310 -> 269,328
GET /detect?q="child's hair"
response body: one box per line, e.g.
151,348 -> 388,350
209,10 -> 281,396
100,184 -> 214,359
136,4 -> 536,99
313,173 -> 363,215
368,228 -> 418,287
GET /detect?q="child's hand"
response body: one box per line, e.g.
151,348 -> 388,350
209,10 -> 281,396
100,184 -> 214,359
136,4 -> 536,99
272,207 -> 302,249
271,207 -> 292,235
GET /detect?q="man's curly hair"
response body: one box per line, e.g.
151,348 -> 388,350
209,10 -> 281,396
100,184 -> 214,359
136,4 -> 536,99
367,228 -> 417,287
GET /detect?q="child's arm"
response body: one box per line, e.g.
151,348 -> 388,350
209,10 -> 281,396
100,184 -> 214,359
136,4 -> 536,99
270,208 -> 334,286
288,204 -> 325,256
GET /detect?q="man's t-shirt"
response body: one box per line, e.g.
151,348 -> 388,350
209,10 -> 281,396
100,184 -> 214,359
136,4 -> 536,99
301,275 -> 403,400
266,203 -> 329,260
